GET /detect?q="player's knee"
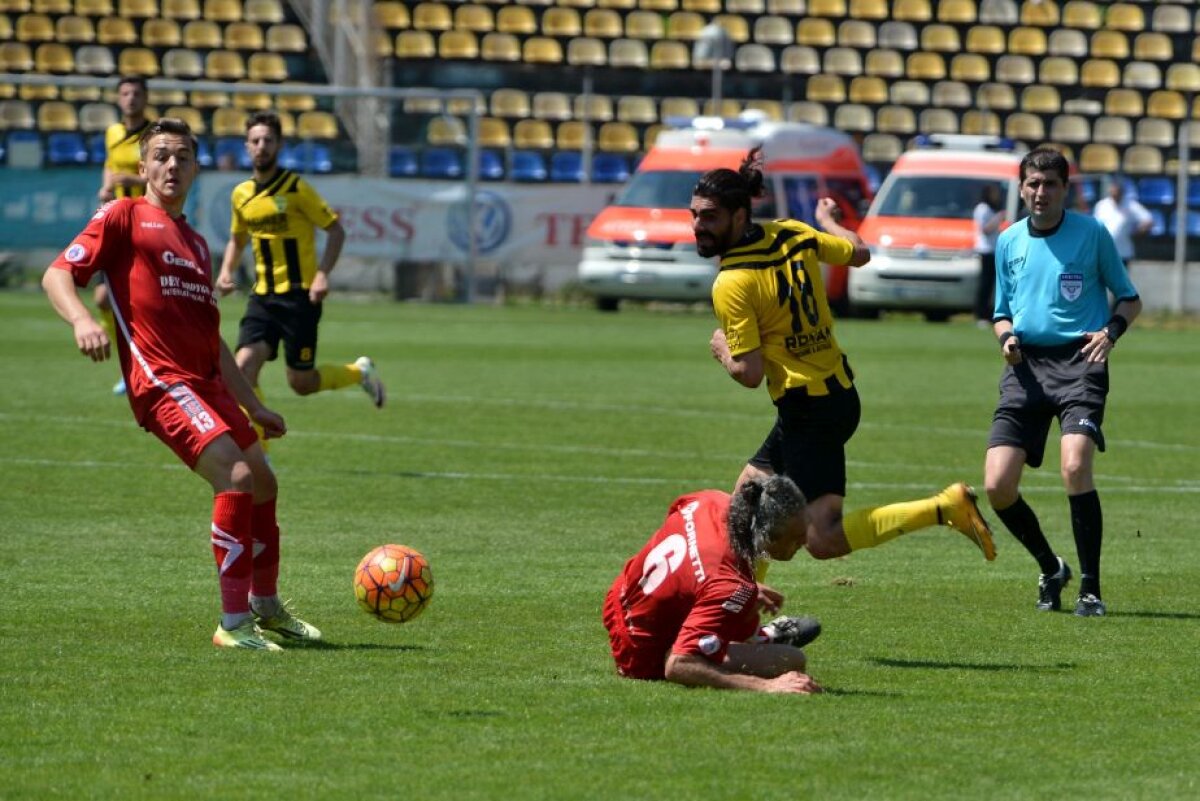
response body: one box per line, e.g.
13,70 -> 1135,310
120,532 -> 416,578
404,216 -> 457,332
1059,459 -> 1091,493
229,460 -> 255,493
286,371 -> 319,395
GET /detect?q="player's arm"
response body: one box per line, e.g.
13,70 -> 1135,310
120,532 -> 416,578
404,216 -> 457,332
43,267 -> 109,362
308,219 -> 345,304
814,197 -> 869,266
711,274 -> 765,388
664,653 -> 820,694
98,167 -> 116,202
219,339 -> 286,438
1082,229 -> 1143,363
215,232 -> 250,296
710,327 -> 764,388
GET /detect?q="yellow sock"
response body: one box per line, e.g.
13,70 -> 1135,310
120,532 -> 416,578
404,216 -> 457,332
99,307 -> 117,342
317,363 -> 360,392
842,496 -> 942,552
243,386 -> 268,452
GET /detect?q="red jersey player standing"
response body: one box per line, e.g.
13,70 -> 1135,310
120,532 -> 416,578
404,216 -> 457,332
603,475 -> 823,693
42,118 -> 321,652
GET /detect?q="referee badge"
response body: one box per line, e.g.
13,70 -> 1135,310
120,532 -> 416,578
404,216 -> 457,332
1059,273 -> 1083,302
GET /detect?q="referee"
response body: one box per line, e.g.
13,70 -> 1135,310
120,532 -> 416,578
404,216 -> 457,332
986,148 -> 1142,617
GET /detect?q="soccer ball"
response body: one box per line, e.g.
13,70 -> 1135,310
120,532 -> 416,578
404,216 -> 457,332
354,544 -> 434,623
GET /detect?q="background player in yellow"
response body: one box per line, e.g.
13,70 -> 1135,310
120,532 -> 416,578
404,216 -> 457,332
698,149 -> 996,571
215,111 -> 385,445
96,75 -> 151,396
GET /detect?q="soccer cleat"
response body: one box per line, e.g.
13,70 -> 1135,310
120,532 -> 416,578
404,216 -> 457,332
213,619 -> 283,651
758,615 -> 822,649
1036,557 -> 1073,611
355,356 -> 386,409
253,600 -> 323,641
939,483 -> 997,561
1074,593 -> 1107,617
112,378 -> 126,396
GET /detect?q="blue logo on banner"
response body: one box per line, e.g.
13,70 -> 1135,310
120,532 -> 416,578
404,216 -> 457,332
447,190 -> 511,255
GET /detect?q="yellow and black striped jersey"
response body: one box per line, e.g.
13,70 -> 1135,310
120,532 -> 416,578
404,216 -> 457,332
711,220 -> 856,401
229,169 -> 338,295
104,120 -> 151,199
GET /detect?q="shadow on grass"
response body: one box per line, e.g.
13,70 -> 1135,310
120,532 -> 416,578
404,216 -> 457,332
870,657 -> 1076,672
1107,609 -> 1200,621
283,641 -> 429,652
820,688 -> 904,698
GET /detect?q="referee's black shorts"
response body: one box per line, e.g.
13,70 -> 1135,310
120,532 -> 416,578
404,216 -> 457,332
988,341 -> 1109,469
236,291 -> 323,371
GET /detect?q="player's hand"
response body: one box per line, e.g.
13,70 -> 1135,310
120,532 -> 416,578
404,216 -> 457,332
309,271 -> 330,304
251,407 -> 287,439
765,671 -> 823,695
757,584 -> 784,615
97,187 -> 115,203
710,327 -> 729,363
214,270 -> 237,296
73,316 -> 110,362
814,197 -> 842,226
1080,330 -> 1115,363
1002,335 -> 1023,365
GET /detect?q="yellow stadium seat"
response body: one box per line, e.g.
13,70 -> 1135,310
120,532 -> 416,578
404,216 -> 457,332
1047,28 -> 1086,57
936,0 -> 975,24
848,75 -> 888,104
63,86 -> 103,102
714,14 -> 749,43
787,101 -> 829,125
161,0 -> 199,19
1091,31 -> 1128,60
598,120 -> 639,152
625,10 -> 662,39
573,94 -> 613,122
496,6 -> 535,34
275,87 -> 316,112
1123,62 -> 1161,91
617,95 -> 657,123
33,42 -> 73,72
932,80 -> 971,108
861,133 -> 902,162
439,30 -> 479,59
876,105 -> 916,134
608,38 -> 647,68
480,32 -> 519,61
1079,143 -> 1118,173
890,80 -> 930,106
754,15 -> 793,46
163,106 -> 204,134
1048,114 -> 1089,143
837,20 -> 876,49
1151,5 -> 1190,34
266,24 -> 307,53
643,123 -> 664,150
737,43 -> 776,71
978,82 -> 1015,110
1133,33 -> 1173,62
796,18 -> 835,48
660,96 -> 698,119
833,103 -> 874,132
204,49 -> 244,79
1021,84 -> 1060,113
961,110 -> 1000,135
744,99 -> 783,120
79,101 -> 118,132
919,107 -> 958,133
247,51 -> 287,81
666,11 -> 703,40
211,107 -> 246,136
584,8 -> 622,38
190,89 -> 229,108
513,118 -> 553,149
426,115 -> 465,146
1104,3 -> 1143,32
726,0 -> 764,13
808,0 -> 846,16
567,36 -> 606,65
533,92 -> 572,120
148,87 -> 185,106
543,7 -> 582,36
444,96 -> 483,117
921,24 -> 960,52
1134,118 -> 1174,148
74,0 -> 113,14
1191,36 -> 1200,65
162,47 -> 203,78
1020,0 -> 1058,26
32,0 -> 69,12
1081,59 -> 1120,88
413,2 -> 452,31
232,90 -> 271,110
1039,57 -> 1077,86
75,44 -> 114,74
202,0 -> 239,22
118,46 -> 159,76
36,99 -> 76,131
140,18 -> 181,47
1122,145 -> 1163,176
906,52 -> 945,80
823,47 -> 862,76
1008,26 -> 1046,55
1004,112 -> 1044,141
0,99 -> 34,128
1147,90 -> 1186,120
640,0 -> 679,11
1092,115 -> 1131,144
0,16 -> 14,42
370,31 -> 391,56
54,15 -> 94,42
893,0 -> 931,22
950,53 -> 989,82
703,98 -> 741,117
650,40 -> 688,68
849,0 -> 888,20
680,0 -> 718,11
454,4 -> 493,32
979,0 -> 1018,25
118,0 -> 157,18
781,46 -> 820,75
182,20 -> 222,49
556,121 -> 591,151
397,30 -> 436,58
477,117 -> 510,148
243,0 -> 282,24
995,55 -> 1035,85
878,21 -> 918,50
373,2 -> 410,29
225,21 -> 264,51
15,12 -> 51,40
1061,0 -> 1099,29
1104,89 -> 1143,117
864,48 -> 903,78
805,73 -> 845,103
19,78 -> 58,101
1166,64 -> 1200,93
966,25 -> 1005,55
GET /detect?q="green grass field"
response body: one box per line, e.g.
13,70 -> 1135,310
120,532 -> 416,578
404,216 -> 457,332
1,290 -> 1196,800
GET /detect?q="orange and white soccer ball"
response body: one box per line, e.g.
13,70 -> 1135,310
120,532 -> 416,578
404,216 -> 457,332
354,544 -> 434,623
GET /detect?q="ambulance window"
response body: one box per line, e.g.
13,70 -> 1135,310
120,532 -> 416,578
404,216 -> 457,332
614,170 -> 705,209
782,176 -> 821,225
874,176 -> 1004,220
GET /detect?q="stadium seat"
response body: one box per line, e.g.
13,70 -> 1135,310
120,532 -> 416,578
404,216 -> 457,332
373,1 -> 410,29
162,47 -> 203,78
1081,59 -> 1120,88
932,80 -> 972,108
921,24 -> 960,52
543,7 -> 582,36
805,73 -> 845,103
861,133 -> 902,162
188,89 -> 228,109
202,0 -> 240,22
1103,89 -> 1143,118
419,147 -> 463,179
523,36 -> 563,63
850,0 -> 888,19
1133,33 -> 1174,63
225,21 -> 264,51
556,120 -> 590,150
659,96 -> 698,120
796,19 -> 835,48
649,40 -> 688,69
296,110 -> 338,139
1021,0 -> 1058,26
1137,176 -> 1174,206
919,107 -> 958,133
876,105 -> 915,134
1190,181 -> 1200,209
640,0 -> 680,12
781,46 -> 820,75
75,45 -> 114,74
84,131 -> 106,163
275,88 -> 316,113
592,152 -> 629,183
1047,28 -> 1086,57
961,110 -> 1001,135
266,24 -> 306,53
643,124 -> 664,150
833,103 -> 873,132
703,98 -> 741,118
1021,85 -> 1060,114
890,80 -> 930,106
496,6 -> 536,34
726,0 -> 764,13
244,0 -> 282,23
1038,57 -> 1078,87
0,100 -> 34,129
745,99 -> 783,121
453,4 -> 493,32
204,50 -> 244,80
1004,112 -> 1043,141
439,30 -> 479,60
1147,90 -> 1187,120
247,52 -> 287,81
950,53 -> 989,83
1104,3 -> 1143,31
608,38 -> 647,68
396,30 -> 436,58
906,52 -> 945,80
161,0 -> 199,18
78,102 -> 117,132
1151,5 -> 1190,34
1049,114 -> 1090,144
788,101 -> 829,126
510,150 -> 547,182
1166,64 -> 1200,93
16,78 -> 56,101
1123,62 -> 1162,91
1091,31 -> 1129,60
616,95 -> 656,124
471,116 -> 507,148
567,37 -> 607,66
978,83 -> 1015,110
966,25 -> 1005,55
1008,26 -> 1046,56
995,55 -> 1035,85
1079,143 -> 1118,173
584,8 -> 622,38
878,21 -> 918,51
849,76 -> 887,104
63,86 -> 104,103
864,48 -> 903,78
32,0 -> 70,12
1134,118 -> 1174,148
480,32 -> 519,61
754,15 -> 792,46
893,0 -> 931,21
1061,0 -> 1099,29
736,42 -> 776,72
714,14 -> 749,43
210,107 -> 245,136
96,17 -> 136,45
54,15 -> 95,43
45,131 -> 87,165
533,92 -> 572,121
808,0 -> 845,16
625,10 -> 662,39
490,88 -> 530,120
681,0 -> 719,12
549,151 -> 584,182
182,19 -> 222,48
1122,145 -> 1163,176
34,43 -> 73,73
824,47 -> 862,76
978,0 -> 1018,25
117,0 -> 157,18
138,18 -> 179,48
512,118 -> 553,149
473,148 -> 503,181
837,20 -> 876,49
119,47 -> 160,76
423,114 -> 463,146
36,100 -> 77,131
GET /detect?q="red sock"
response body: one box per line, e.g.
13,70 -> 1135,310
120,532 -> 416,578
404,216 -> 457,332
251,497 -> 280,598
211,491 -> 254,615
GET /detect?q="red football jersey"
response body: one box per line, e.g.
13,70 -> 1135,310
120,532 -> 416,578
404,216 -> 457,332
51,198 -> 220,425
605,490 -> 760,679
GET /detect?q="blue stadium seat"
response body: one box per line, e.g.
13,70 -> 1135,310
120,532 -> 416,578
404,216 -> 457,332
591,152 -> 629,184
0,138 -> 5,165
47,132 -> 88,165
280,141 -> 332,173
510,150 -> 547,182
419,147 -> 463,179
477,148 -> 504,180
1168,210 -> 1200,236
1136,177 -> 1174,207
1189,180 -> 1200,208
215,137 -> 252,170
389,145 -> 418,177
195,137 -> 214,169
88,133 -> 107,164
549,151 -> 583,182
1148,208 -> 1167,237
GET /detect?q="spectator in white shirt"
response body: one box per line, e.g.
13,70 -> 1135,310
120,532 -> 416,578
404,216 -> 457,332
1093,179 -> 1153,267
973,183 -> 1006,325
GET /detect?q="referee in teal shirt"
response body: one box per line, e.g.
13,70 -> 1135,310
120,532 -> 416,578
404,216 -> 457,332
985,148 -> 1142,618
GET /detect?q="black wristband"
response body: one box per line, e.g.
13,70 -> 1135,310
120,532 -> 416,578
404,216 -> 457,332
998,331 -> 1014,347
1105,314 -> 1128,342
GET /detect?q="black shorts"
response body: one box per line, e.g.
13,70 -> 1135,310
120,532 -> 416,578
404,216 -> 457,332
988,341 -> 1109,469
748,381 -> 861,502
237,291 -> 322,371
